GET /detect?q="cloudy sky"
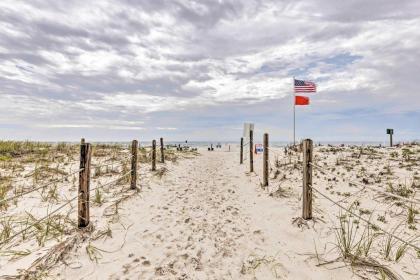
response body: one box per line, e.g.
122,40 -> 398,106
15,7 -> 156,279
0,0 -> 419,142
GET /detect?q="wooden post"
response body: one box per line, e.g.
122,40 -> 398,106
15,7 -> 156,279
249,130 -> 254,172
130,140 -> 138,189
78,143 -> 91,228
263,133 -> 269,187
240,137 -> 243,164
152,140 -> 156,171
302,139 -> 313,220
390,133 -> 393,147
81,138 -> 85,145
160,137 -> 165,163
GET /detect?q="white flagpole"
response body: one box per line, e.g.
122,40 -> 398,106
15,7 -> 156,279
293,77 -> 296,146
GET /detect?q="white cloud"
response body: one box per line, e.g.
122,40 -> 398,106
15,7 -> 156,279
0,0 -> 419,141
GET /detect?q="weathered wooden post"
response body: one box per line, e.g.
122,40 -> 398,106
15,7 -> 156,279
160,137 -> 165,163
263,133 -> 269,187
249,130 -> 254,172
240,137 -> 244,164
81,138 -> 85,145
302,139 -> 313,220
78,142 -> 91,228
152,140 -> 156,171
130,140 -> 138,189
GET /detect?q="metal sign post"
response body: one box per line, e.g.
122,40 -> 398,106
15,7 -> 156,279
386,129 -> 394,147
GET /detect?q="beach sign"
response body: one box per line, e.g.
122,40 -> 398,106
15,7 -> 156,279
386,128 -> 394,147
243,123 -> 254,138
243,123 -> 254,145
255,144 -> 263,154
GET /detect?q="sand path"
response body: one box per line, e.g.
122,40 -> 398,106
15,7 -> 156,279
53,149 -> 354,279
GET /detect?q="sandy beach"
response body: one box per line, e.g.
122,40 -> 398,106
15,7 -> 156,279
1,143 -> 418,279
2,1 -> 420,279
49,146 -> 355,279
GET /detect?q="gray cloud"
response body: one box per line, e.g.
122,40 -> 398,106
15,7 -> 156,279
0,0 -> 419,141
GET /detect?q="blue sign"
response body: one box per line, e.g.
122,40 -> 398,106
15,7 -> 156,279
255,144 -> 264,154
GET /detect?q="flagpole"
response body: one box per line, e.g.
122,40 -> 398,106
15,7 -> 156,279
293,99 -> 296,146
293,76 -> 296,146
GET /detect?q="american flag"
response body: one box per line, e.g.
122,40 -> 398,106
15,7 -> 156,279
294,79 -> 316,93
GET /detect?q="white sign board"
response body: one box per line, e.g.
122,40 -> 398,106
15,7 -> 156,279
243,123 -> 254,139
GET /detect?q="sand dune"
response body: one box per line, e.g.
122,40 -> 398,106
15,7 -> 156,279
1,144 -> 419,279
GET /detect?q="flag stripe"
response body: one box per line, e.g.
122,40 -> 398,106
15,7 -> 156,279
294,79 -> 316,93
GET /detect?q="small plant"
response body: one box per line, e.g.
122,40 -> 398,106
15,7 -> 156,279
335,212 -> 361,258
402,148 -> 413,161
0,179 -> 12,210
333,210 -> 398,278
394,243 -> 408,262
359,208 -> 371,216
154,167 -> 169,179
381,225 -> 403,261
361,223 -> 376,257
93,225 -> 112,240
0,249 -> 31,260
0,217 -> 13,242
94,189 -> 104,205
42,184 -> 59,202
25,212 -> 71,246
240,253 -> 283,278
383,233 -> 393,260
86,242 -> 102,262
383,164 -> 392,175
272,169 -> 280,179
377,215 -> 387,223
94,166 -> 103,178
407,204 -> 416,224
120,163 -> 130,184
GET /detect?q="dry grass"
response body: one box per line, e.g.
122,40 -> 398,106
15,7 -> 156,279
154,167 -> 169,179
241,253 -> 284,279
333,210 -> 406,279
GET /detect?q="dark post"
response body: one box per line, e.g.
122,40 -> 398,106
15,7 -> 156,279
386,129 -> 394,147
81,138 -> 85,145
78,143 -> 91,228
249,130 -> 254,172
130,140 -> 138,189
152,140 -> 156,171
160,137 -> 165,163
240,137 -> 243,164
263,133 -> 269,187
302,139 -> 313,220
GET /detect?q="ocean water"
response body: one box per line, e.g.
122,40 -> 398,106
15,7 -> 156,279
51,140 -> 417,148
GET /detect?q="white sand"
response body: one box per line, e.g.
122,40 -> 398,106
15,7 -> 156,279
2,144 -> 419,279
48,147 -> 356,279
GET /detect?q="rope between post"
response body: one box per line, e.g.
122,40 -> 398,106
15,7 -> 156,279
0,195 -> 78,247
0,169 -> 134,247
0,168 -> 84,205
310,184 -> 420,252
310,162 -> 420,205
